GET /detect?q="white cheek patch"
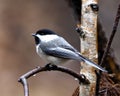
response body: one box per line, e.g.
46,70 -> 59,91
36,34 -> 58,42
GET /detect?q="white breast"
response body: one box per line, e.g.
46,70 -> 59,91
36,44 -> 69,65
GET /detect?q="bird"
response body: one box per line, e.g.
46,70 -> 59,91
32,29 -> 107,72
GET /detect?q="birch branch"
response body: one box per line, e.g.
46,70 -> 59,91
79,0 -> 98,96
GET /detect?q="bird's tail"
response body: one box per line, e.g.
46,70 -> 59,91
79,54 -> 107,72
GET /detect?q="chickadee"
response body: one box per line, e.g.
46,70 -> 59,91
32,29 -> 107,72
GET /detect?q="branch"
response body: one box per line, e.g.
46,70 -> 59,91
100,4 -> 120,66
95,4 -> 120,96
79,0 -> 98,96
18,64 -> 90,96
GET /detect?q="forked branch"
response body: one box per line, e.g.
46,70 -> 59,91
18,64 -> 90,96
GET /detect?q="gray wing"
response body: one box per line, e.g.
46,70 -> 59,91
42,47 -> 81,60
40,36 -> 82,60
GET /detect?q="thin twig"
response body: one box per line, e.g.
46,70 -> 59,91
95,4 -> 120,96
20,78 -> 29,96
100,4 -> 120,66
18,64 -> 90,96
72,86 -> 79,96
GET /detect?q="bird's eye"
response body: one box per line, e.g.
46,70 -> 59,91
35,36 -> 40,45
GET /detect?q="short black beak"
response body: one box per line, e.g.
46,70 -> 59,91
32,33 -> 40,45
32,33 -> 36,37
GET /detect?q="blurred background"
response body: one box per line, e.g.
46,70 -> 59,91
0,0 -> 119,96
